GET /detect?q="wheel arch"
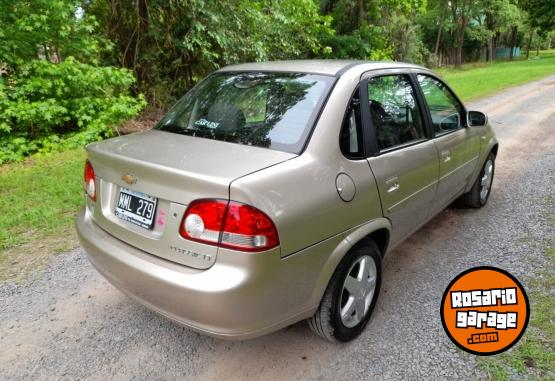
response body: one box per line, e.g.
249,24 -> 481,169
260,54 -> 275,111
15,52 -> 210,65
490,143 -> 499,157
465,136 -> 499,193
366,228 -> 390,257
308,218 -> 391,309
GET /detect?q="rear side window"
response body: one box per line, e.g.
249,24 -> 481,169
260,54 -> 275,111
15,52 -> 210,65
156,72 -> 335,154
367,75 -> 426,151
340,91 -> 363,158
417,74 -> 463,135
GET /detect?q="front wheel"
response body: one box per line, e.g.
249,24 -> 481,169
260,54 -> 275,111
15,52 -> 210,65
308,240 -> 382,342
460,152 -> 495,208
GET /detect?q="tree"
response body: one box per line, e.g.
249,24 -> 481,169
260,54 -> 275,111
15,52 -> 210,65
319,0 -> 429,63
0,0 -> 102,67
448,0 -> 475,66
89,0 -> 332,106
0,0 -> 144,163
480,0 -> 523,61
523,0 -> 555,34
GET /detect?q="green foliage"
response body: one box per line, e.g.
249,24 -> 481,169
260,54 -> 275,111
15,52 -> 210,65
321,25 -> 392,60
318,0 -> 428,63
0,58 -> 145,164
0,0 -> 553,165
386,13 -> 431,64
89,0 -> 333,106
0,0 -> 105,66
523,0 -> 555,35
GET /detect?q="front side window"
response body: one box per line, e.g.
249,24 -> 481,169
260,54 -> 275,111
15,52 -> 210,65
417,74 -> 463,135
367,75 -> 425,151
156,72 -> 335,154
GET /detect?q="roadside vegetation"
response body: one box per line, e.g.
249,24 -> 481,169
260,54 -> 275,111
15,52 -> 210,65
439,50 -> 555,101
2,0 -> 554,164
0,149 -> 85,280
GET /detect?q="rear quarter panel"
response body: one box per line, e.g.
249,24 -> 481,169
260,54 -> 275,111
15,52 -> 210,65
229,73 -> 384,258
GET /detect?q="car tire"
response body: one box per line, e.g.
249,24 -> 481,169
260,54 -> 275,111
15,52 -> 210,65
308,239 -> 382,342
460,152 -> 496,208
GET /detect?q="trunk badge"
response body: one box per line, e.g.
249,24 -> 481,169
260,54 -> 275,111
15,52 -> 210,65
122,173 -> 137,185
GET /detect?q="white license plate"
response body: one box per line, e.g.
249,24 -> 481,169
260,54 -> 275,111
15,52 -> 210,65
115,188 -> 158,230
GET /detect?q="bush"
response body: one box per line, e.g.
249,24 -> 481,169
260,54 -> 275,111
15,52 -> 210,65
320,25 -> 392,60
0,57 -> 146,164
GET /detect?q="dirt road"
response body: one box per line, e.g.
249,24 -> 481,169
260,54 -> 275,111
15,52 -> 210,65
1,75 -> 554,380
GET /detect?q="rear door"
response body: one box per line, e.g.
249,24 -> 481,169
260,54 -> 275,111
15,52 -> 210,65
363,72 -> 439,246
415,74 -> 480,210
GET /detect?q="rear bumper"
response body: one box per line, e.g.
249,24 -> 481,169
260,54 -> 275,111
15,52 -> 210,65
75,207 -> 321,339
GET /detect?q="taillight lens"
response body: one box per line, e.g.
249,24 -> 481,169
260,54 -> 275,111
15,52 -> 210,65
84,159 -> 96,201
180,199 -> 279,252
181,199 -> 227,245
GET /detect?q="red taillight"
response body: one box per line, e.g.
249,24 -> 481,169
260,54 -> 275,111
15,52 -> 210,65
180,199 -> 227,245
84,159 -> 96,201
180,199 -> 279,252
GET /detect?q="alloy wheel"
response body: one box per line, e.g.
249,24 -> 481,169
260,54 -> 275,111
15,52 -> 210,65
339,255 -> 377,328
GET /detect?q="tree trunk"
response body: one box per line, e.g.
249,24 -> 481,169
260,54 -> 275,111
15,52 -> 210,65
485,12 -> 495,62
526,28 -> 533,60
509,26 -> 518,60
42,44 -> 50,61
487,39 -> 494,62
450,1 -> 468,67
358,0 -> 365,27
135,0 -> 149,84
455,23 -> 465,67
434,6 -> 446,57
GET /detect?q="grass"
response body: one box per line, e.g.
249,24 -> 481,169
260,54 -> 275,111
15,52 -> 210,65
0,149 -> 85,280
437,50 -> 555,101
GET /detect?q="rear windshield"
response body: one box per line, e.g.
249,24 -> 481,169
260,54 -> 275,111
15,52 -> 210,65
156,72 -> 335,154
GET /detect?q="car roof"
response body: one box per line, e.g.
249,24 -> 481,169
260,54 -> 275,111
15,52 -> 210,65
217,60 -> 426,77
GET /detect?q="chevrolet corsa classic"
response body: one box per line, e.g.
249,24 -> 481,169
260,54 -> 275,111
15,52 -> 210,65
76,60 -> 498,342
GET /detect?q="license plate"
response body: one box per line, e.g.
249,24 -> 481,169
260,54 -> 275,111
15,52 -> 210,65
115,187 -> 158,230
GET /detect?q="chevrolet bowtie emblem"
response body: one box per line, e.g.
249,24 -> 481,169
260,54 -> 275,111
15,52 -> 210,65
122,173 -> 137,185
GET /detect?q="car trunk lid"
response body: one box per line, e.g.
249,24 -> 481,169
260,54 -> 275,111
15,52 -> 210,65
86,130 -> 295,269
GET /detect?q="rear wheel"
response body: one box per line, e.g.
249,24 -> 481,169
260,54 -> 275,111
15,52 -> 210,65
308,240 -> 382,342
460,152 -> 495,208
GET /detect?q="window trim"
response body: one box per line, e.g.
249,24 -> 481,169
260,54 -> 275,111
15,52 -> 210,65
412,72 -> 468,138
338,86 -> 365,160
361,72 -> 431,156
377,138 -> 429,155
338,83 -> 379,160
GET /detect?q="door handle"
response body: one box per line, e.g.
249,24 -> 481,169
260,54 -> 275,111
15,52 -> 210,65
386,177 -> 400,193
441,149 -> 451,163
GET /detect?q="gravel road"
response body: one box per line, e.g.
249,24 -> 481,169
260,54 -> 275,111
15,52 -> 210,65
1,75 -> 554,381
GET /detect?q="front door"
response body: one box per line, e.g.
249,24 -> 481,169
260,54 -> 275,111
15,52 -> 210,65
364,74 -> 439,246
416,74 -> 480,210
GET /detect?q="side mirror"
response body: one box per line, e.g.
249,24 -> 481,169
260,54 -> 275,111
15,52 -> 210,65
467,110 -> 488,127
